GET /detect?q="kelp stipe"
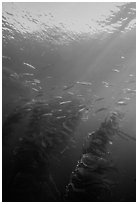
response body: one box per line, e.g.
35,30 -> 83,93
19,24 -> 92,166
64,110 -> 135,201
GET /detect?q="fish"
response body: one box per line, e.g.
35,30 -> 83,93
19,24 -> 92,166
102,81 -> 110,87
123,88 -> 136,94
95,107 -> 108,114
57,109 -> 62,112
79,107 -> 86,112
2,56 -> 11,60
56,116 -> 66,119
60,101 -> 72,105
21,73 -> 34,76
10,73 -> 19,79
23,62 -> 36,69
129,74 -> 135,77
76,81 -> 92,86
112,69 -> 120,73
34,79 -> 40,83
67,91 -> 74,95
118,97 -> 130,101
41,113 -> 53,116
54,96 -> 62,99
77,94 -> 83,97
32,88 -> 39,92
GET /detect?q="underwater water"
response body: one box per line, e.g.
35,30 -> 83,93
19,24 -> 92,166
2,2 -> 136,202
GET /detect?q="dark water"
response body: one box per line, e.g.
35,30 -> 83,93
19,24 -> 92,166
2,2 -> 136,202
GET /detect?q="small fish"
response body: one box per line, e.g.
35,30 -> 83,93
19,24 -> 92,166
129,74 -> 134,77
67,91 -> 74,95
31,83 -> 37,86
78,107 -> 85,112
109,141 -> 113,145
102,81 -> 110,87
38,86 -> 42,90
34,79 -> 40,83
121,56 -> 125,59
56,116 -> 66,119
23,62 -> 36,69
76,81 -> 92,86
117,101 -> 128,105
123,88 -> 136,94
32,88 -> 39,92
21,73 -> 34,76
60,101 -> 72,105
10,73 -> 19,79
54,96 -> 62,99
124,97 -> 131,100
95,97 -> 104,102
118,97 -> 130,101
112,69 -> 120,73
95,107 -> 108,114
2,56 -> 11,60
42,113 -> 53,116
57,109 -> 62,112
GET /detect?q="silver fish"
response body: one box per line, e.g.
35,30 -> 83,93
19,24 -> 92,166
54,96 -> 62,99
123,88 -> 136,94
116,101 -> 128,105
76,81 -> 92,86
42,113 -> 53,116
23,62 -> 36,69
67,91 -> 74,95
32,88 -> 39,92
21,73 -> 34,76
56,116 -> 66,119
2,55 -> 11,60
112,69 -> 120,73
60,101 -> 72,105
34,79 -> 40,83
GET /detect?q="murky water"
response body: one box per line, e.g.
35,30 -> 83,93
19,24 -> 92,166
2,2 -> 136,202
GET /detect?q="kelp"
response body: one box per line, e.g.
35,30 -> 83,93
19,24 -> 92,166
2,94 -> 84,201
64,110 -> 135,201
